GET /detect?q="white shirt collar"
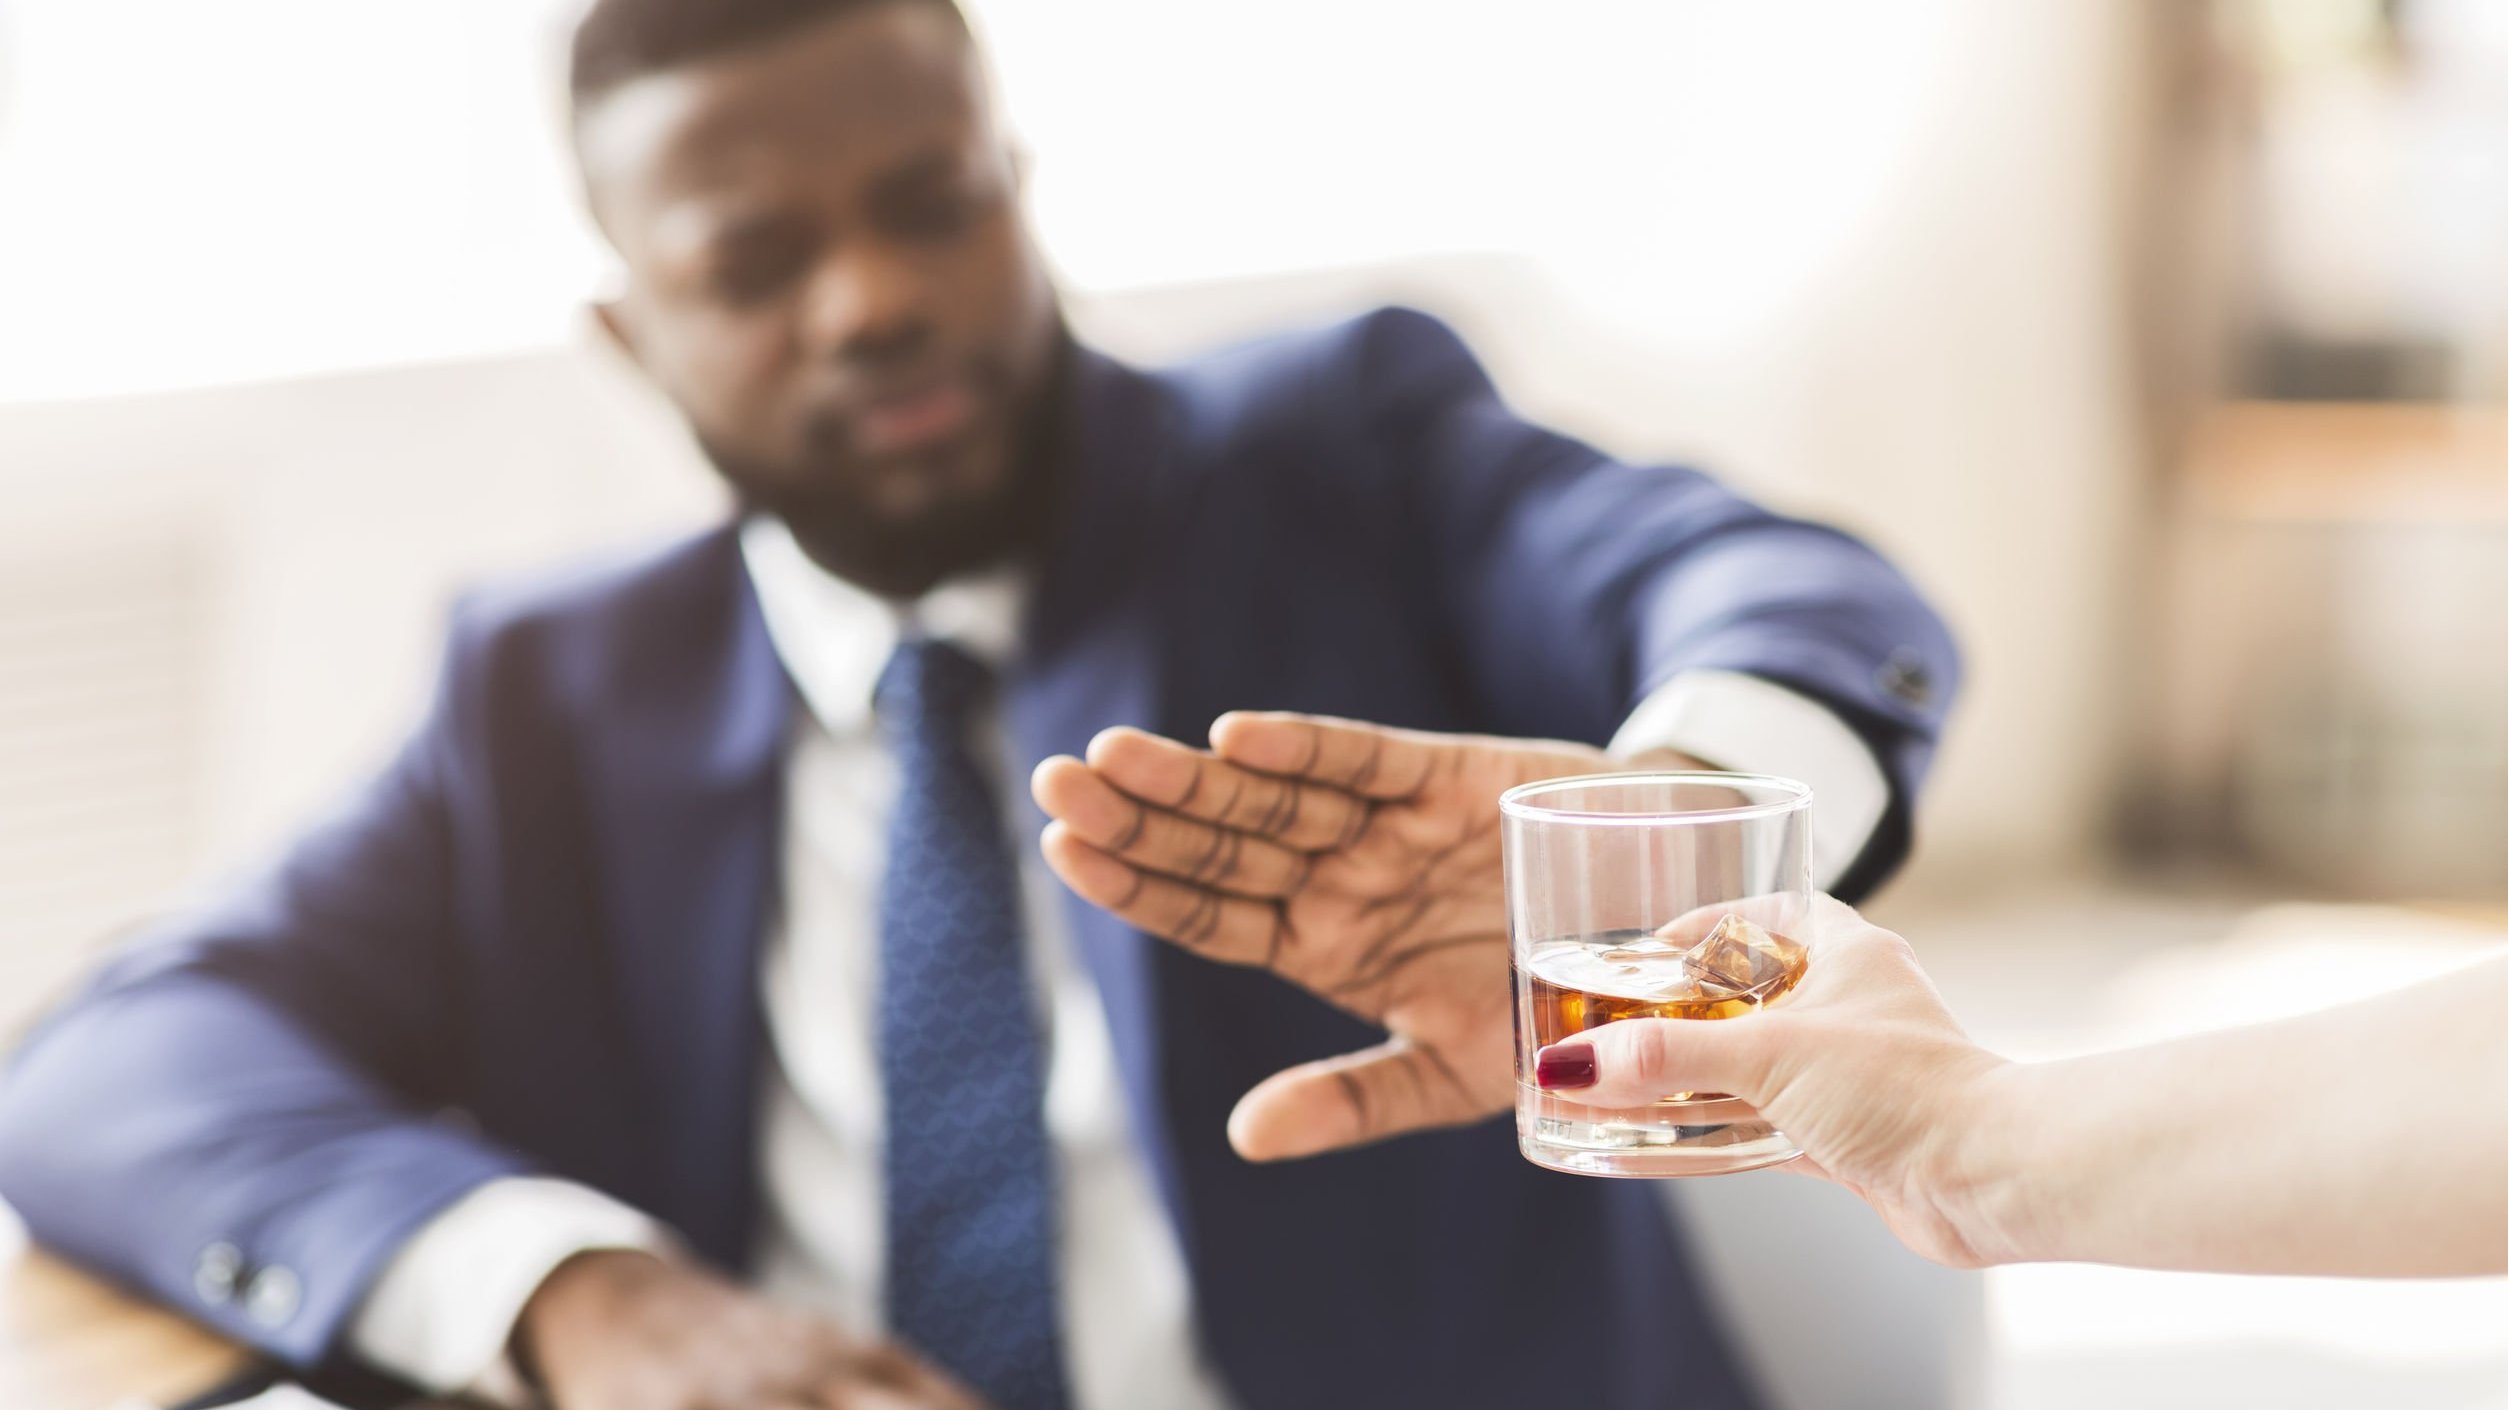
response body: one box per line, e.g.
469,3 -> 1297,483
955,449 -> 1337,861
739,515 -> 1026,736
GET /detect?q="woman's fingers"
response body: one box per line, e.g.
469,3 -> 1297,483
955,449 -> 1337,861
1651,891 -> 1820,948
1536,1015 -> 1781,1111
1532,900 -> 1909,1110
1536,893 -> 1884,1107
1779,1153 -> 1840,1184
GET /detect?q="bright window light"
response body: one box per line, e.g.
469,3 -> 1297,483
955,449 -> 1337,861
0,0 -> 1948,402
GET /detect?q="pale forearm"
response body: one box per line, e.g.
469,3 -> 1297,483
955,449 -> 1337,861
1960,955 -> 2508,1276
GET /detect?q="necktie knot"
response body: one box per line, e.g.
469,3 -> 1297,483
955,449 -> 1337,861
876,636 -> 993,736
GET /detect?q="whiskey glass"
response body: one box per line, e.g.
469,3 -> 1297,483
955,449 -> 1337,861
1505,772 -> 1814,1177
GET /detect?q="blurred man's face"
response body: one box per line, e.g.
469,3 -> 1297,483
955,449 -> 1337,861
578,2 -> 1062,597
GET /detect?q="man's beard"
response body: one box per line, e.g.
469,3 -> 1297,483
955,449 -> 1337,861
702,355 -> 1071,601
711,438 -> 1057,599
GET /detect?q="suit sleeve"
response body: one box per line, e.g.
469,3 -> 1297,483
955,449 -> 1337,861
0,605 -> 533,1367
1354,308 -> 1961,898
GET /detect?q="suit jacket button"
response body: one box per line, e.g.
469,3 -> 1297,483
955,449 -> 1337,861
1877,650 -> 1933,708
193,1243 -> 245,1307
245,1265 -> 302,1328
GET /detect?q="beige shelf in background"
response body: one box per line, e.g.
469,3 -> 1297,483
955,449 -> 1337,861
2185,400 -> 2508,524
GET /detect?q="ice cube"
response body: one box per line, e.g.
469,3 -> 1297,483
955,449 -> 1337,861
1680,913 -> 1804,999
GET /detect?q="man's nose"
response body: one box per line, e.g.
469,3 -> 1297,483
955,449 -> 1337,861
802,243 -> 932,367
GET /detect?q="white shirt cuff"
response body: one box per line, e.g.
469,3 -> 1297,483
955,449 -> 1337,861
348,1176 -> 677,1406
1610,669 -> 1890,891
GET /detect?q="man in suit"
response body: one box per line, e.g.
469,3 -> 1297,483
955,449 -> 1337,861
0,0 -> 1959,1406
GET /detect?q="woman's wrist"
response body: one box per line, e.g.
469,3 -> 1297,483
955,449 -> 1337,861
1924,1055 -> 2060,1268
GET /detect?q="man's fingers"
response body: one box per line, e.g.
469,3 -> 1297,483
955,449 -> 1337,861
1078,728 -> 1368,852
1224,1038 -> 1490,1162
1040,823 -> 1284,968
1541,1016 -> 1780,1110
842,1342 -> 926,1391
1208,712 -> 1445,801
1032,757 -> 1312,898
812,1388 -> 921,1410
816,1346 -> 983,1410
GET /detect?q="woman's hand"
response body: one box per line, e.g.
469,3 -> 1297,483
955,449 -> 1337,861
1537,896 -> 2025,1268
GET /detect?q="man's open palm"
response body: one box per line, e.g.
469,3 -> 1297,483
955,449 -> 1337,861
1033,712 -> 1681,1161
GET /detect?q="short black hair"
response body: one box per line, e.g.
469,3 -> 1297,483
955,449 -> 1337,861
571,0 -> 964,103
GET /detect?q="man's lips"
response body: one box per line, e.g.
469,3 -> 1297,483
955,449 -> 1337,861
852,380 -> 979,456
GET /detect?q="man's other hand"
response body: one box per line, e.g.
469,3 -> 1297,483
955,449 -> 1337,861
516,1250 -> 983,1410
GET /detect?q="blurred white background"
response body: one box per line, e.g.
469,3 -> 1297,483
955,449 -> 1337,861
0,0 -> 2147,924
5,2 -> 2507,1407
0,0 -> 1967,399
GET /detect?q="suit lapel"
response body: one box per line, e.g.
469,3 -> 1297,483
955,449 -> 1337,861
598,528 -> 792,1268
1001,351 -> 1192,1230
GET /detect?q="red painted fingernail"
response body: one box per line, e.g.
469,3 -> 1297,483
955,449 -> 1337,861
1535,1043 -> 1596,1090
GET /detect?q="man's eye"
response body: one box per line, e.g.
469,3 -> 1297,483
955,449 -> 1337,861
709,223 -> 817,304
882,185 -> 985,242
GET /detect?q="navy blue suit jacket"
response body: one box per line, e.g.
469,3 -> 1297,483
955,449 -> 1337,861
0,309 -> 1958,1409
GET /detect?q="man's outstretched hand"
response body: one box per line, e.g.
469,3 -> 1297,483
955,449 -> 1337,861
1032,712 -> 1696,1162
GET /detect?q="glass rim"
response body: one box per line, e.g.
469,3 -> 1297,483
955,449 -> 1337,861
1497,770 -> 1813,827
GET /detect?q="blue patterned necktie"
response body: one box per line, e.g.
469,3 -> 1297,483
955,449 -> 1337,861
875,636 -> 1073,1410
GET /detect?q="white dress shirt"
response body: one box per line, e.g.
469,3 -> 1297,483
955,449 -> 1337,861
349,515 -> 1890,1407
